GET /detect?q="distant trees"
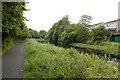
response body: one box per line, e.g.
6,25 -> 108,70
39,30 -> 47,39
28,28 -> 39,38
28,28 -> 47,39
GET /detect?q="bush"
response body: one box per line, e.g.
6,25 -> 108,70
2,37 -> 14,55
91,25 -> 108,43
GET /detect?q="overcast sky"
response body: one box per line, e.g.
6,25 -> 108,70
24,0 -> 120,31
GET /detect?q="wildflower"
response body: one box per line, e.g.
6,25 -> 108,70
113,67 -> 117,71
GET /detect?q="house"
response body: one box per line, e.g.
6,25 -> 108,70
105,19 -> 120,31
92,19 -> 120,42
92,19 -> 120,31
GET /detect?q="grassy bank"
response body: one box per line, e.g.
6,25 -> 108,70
72,42 -> 119,54
24,39 -> 118,78
1,38 -> 25,56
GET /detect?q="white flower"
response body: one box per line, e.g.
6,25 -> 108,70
113,67 -> 117,70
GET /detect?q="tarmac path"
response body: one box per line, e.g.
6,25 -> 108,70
2,42 -> 26,79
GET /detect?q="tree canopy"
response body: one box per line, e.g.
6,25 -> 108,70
2,2 -> 29,50
60,24 -> 89,46
2,2 -> 29,40
91,25 -> 108,44
45,15 -> 92,47
78,15 -> 93,29
45,15 -> 70,45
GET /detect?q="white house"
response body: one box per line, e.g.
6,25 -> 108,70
105,19 -> 120,31
92,19 -> 120,32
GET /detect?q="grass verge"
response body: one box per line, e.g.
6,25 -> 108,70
1,38 -> 25,56
72,42 -> 119,54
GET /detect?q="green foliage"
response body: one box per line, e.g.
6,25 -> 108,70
39,30 -> 46,39
28,29 -> 47,41
78,15 -> 93,29
99,42 -> 119,46
59,24 -> 77,46
2,2 -> 28,39
24,39 -> 118,78
91,25 -> 109,44
60,24 -> 89,47
45,14 -> 110,46
45,15 -> 92,47
2,37 -> 24,55
72,42 -> 119,55
45,15 -> 70,45
28,28 -> 39,38
2,2 -> 29,55
2,37 -> 14,55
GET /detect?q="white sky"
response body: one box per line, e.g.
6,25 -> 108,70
24,0 -> 120,31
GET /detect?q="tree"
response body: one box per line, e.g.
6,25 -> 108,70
39,30 -> 47,39
59,24 -> 77,46
60,24 -> 89,47
2,2 -> 29,50
2,2 -> 29,40
78,15 -> 93,29
29,29 -> 39,38
91,25 -> 108,44
45,15 -> 70,45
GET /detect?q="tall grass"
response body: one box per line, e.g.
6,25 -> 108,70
24,39 -> 118,78
72,43 -> 119,54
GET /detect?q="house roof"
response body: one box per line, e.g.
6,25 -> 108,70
111,30 -> 120,35
92,22 -> 104,26
105,19 -> 120,24
92,19 -> 120,26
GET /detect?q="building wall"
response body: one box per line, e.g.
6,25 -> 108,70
105,21 -> 118,30
92,21 -> 118,30
118,1 -> 120,31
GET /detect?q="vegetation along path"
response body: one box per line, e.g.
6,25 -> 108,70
2,41 -> 26,78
